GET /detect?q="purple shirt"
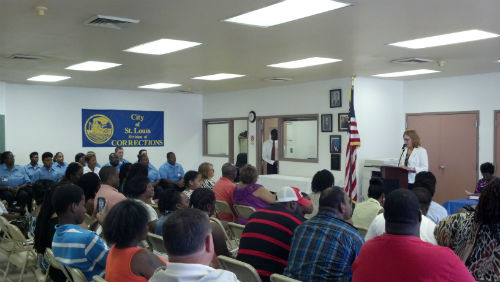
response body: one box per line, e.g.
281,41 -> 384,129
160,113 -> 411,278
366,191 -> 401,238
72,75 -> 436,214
233,183 -> 270,224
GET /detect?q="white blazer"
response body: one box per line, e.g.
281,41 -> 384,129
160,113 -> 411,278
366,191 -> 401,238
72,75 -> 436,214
398,146 -> 428,184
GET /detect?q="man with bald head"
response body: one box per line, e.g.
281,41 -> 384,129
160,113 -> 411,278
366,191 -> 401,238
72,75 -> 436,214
212,163 -> 237,221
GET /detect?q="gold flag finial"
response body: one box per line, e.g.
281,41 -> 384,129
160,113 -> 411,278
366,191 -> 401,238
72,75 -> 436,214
351,75 -> 356,84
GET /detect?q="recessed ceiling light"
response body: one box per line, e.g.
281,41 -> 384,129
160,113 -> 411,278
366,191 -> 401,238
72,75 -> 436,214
389,29 -> 500,49
224,0 -> 349,27
372,69 -> 440,78
268,57 -> 341,69
138,83 -> 181,89
192,73 -> 245,81
27,75 -> 71,82
66,61 -> 121,71
124,38 -> 202,55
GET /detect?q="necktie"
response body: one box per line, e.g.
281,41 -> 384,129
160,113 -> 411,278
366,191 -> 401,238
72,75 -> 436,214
271,140 -> 275,161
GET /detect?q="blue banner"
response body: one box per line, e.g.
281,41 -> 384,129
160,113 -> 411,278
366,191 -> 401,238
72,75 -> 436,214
82,109 -> 164,147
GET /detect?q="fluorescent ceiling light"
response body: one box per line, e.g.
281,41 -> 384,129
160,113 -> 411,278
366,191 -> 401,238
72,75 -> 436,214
139,83 -> 181,89
225,0 -> 349,27
124,38 -> 202,55
389,29 -> 500,49
27,75 -> 71,82
66,61 -> 121,71
372,69 -> 440,78
268,57 -> 341,69
192,73 -> 245,81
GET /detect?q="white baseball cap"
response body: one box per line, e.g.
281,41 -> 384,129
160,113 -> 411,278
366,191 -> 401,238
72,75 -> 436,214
276,186 -> 299,203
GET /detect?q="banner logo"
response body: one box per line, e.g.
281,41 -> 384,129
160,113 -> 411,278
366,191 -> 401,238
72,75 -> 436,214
84,114 -> 114,144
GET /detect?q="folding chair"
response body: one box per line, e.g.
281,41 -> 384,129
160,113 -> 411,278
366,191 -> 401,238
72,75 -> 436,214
210,217 -> 238,256
227,222 -> 245,240
233,205 -> 256,221
67,265 -> 88,282
2,222 -> 40,282
44,248 -> 72,282
93,275 -> 108,282
270,273 -> 303,282
147,232 -> 167,254
217,255 -> 262,282
215,200 -> 236,222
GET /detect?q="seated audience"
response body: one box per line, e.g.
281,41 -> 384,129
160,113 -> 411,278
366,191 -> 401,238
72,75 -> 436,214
34,185 -> 65,282
0,151 -> 32,213
0,199 -> 20,220
237,186 -> 305,282
285,186 -> 363,282
159,152 -> 185,191
138,153 -> 160,185
74,152 -> 86,167
365,188 -> 437,244
155,189 -> 189,235
59,162 -> 83,185
103,200 -> 166,282
306,169 -> 334,219
190,188 -> 231,258
475,162 -> 496,193
435,178 -> 500,281
78,172 -> 101,218
103,152 -> 120,170
118,162 -> 132,193
199,162 -> 215,189
124,176 -> 158,233
352,177 -> 384,233
127,162 -> 148,180
25,151 -> 41,182
183,170 -> 201,199
53,152 -> 68,180
149,208 -> 240,282
233,164 -> 276,224
34,152 -> 60,182
213,163 -> 237,222
83,151 -> 100,175
234,153 -> 247,183
93,166 -> 126,219
352,189 -> 475,282
297,191 -> 314,216
413,171 -> 447,223
115,146 -> 129,170
30,179 -> 54,235
51,184 -> 109,281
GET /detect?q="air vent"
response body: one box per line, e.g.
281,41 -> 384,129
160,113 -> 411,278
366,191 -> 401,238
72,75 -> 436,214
265,77 -> 293,82
84,15 -> 140,30
175,90 -> 195,94
8,54 -> 44,60
391,57 -> 435,64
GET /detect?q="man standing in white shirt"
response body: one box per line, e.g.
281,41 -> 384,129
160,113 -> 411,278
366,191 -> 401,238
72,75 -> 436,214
262,129 -> 279,174
149,208 -> 240,282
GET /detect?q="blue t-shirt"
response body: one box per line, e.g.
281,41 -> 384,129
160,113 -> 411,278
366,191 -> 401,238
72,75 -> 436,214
24,163 -> 42,182
0,164 -> 30,187
33,166 -> 60,182
148,164 -> 161,183
52,224 -> 109,281
53,162 -> 68,180
159,162 -> 184,182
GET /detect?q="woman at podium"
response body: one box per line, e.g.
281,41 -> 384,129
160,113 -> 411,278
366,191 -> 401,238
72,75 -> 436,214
398,130 -> 428,188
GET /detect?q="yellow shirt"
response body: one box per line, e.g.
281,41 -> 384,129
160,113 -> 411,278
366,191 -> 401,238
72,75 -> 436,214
352,198 -> 383,230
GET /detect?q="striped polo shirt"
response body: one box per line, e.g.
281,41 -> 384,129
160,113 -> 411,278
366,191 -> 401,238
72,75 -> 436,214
236,204 -> 304,282
52,224 -> 109,281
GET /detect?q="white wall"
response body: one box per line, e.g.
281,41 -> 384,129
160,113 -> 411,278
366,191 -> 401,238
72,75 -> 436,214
0,82 -> 5,114
3,83 -> 203,171
203,77 -> 406,190
404,72 -> 500,167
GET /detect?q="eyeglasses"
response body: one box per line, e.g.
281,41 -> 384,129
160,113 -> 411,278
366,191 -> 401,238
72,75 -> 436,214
403,138 -> 411,141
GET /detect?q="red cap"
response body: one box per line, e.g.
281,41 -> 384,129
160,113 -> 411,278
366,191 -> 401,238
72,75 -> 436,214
291,187 -> 312,207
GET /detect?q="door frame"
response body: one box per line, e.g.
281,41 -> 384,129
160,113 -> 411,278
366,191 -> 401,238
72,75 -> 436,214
202,117 -> 248,164
495,110 -> 500,174
406,110 -> 480,172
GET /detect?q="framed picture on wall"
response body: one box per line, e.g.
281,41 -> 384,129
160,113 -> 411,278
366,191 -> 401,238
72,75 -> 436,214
331,154 -> 341,170
330,89 -> 342,108
338,113 -> 349,132
321,114 -> 333,132
330,135 -> 341,153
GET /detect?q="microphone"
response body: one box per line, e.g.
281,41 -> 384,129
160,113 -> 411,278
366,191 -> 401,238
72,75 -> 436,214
398,144 -> 407,166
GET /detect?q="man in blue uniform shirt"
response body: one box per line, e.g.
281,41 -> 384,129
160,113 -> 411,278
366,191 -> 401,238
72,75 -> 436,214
115,146 -> 129,170
159,152 -> 184,191
24,151 -> 41,182
103,153 -> 120,170
0,151 -> 32,213
33,152 -> 60,182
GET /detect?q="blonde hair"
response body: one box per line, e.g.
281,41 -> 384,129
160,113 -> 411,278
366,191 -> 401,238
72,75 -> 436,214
403,130 -> 421,147
198,162 -> 213,180
239,164 -> 258,184
85,151 -> 96,162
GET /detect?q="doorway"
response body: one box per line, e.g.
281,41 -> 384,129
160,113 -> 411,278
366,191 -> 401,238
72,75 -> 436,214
256,117 -> 279,175
407,112 -> 479,204
495,110 -> 500,174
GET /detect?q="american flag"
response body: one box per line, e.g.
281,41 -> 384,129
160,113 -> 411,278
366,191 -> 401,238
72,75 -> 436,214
344,84 -> 360,201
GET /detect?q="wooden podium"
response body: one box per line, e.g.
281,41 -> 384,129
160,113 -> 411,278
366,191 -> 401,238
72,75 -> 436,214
380,166 -> 409,189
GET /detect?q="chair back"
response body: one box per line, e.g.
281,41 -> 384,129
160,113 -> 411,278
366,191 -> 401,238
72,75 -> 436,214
233,205 -> 256,220
357,227 -> 368,237
227,222 -> 245,239
270,273 -> 303,282
215,200 -> 236,221
67,266 -> 88,282
218,255 -> 262,282
93,275 -> 108,282
147,232 -> 167,254
45,248 -> 73,281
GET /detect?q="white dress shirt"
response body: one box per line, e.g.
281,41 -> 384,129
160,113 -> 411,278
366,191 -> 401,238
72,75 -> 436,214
398,146 -> 428,184
149,262 -> 241,282
365,213 -> 437,245
426,201 -> 448,224
83,166 -> 100,176
262,139 -> 278,165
